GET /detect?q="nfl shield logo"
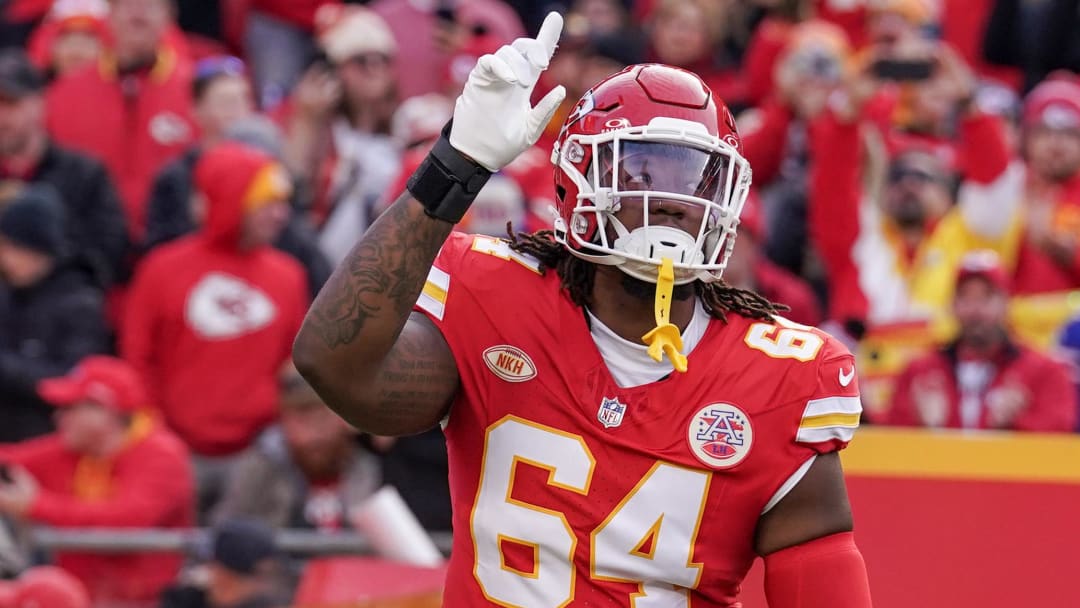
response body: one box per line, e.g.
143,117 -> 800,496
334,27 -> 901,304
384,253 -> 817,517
597,397 -> 627,429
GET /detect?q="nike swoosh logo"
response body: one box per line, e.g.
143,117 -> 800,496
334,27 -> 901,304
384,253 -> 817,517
839,367 -> 856,387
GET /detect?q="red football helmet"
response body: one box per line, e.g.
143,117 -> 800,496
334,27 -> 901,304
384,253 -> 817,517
551,64 -> 752,285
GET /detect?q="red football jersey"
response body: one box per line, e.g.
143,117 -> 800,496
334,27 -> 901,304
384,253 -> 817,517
414,232 -> 861,607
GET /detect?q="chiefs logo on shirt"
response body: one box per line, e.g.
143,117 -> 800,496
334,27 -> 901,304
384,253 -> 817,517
149,111 -> 193,146
185,272 -> 277,339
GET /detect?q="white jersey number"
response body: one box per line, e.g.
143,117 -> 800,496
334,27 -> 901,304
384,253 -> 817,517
471,416 -> 711,608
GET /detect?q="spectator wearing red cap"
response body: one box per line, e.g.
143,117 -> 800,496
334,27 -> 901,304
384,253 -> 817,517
1010,74 -> 1080,295
121,143 -> 307,507
885,251 -> 1077,431
45,0 -> 197,244
0,356 -> 195,604
0,566 -> 90,608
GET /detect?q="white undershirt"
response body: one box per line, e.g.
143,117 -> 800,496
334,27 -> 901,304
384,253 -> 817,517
587,299 -> 712,388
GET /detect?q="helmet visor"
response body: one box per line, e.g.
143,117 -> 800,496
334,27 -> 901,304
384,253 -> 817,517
594,140 -> 736,209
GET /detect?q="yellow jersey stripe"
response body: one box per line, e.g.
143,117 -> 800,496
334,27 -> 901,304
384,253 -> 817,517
800,412 -> 861,429
422,280 -> 447,304
803,395 -> 862,418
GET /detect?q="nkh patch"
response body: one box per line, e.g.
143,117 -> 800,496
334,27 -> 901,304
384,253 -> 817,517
597,397 -> 627,429
482,345 -> 537,383
687,403 -> 753,468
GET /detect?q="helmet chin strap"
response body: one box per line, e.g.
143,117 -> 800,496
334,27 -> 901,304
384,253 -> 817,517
640,257 -> 689,373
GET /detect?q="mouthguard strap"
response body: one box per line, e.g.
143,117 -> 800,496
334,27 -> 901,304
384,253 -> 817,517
641,257 -> 689,373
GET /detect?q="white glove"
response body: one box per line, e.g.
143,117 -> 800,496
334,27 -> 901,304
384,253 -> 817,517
449,12 -> 567,172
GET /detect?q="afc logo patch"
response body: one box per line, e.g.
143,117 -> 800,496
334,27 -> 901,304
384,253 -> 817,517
687,403 -> 753,468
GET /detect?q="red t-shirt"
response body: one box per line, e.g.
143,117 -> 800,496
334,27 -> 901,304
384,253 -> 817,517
415,232 -> 862,607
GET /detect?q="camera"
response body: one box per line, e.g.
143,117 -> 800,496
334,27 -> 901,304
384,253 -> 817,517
872,58 -> 935,82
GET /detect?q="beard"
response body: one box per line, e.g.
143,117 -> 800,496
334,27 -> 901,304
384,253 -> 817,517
959,323 -> 1006,351
620,272 -> 695,302
1044,159 -> 1080,183
0,130 -> 31,157
890,196 -> 927,229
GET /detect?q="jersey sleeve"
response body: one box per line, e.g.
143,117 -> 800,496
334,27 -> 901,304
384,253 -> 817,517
794,336 -> 863,454
413,232 -> 544,327
413,232 -> 471,326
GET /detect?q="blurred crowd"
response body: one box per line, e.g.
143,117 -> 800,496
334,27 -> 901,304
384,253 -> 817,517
0,0 -> 1077,606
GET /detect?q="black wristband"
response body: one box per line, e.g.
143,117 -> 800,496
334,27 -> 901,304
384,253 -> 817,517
406,121 -> 492,223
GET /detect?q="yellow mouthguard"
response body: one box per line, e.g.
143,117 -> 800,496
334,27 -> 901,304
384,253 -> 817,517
641,257 -> 688,373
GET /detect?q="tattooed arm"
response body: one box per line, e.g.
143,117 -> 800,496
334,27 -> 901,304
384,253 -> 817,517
292,194 -> 460,435
294,12 -> 567,435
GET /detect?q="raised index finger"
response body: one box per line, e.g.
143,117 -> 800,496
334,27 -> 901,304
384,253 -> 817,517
535,11 -> 563,60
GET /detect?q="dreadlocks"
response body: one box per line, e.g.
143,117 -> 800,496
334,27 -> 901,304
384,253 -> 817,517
507,226 -> 788,322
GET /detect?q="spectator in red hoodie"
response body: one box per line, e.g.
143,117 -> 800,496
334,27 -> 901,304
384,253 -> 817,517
886,251 -> 1077,431
121,143 -> 308,510
45,0 -> 197,244
0,356 -> 194,604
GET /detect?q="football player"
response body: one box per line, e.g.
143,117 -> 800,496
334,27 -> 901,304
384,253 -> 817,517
294,12 -> 873,607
